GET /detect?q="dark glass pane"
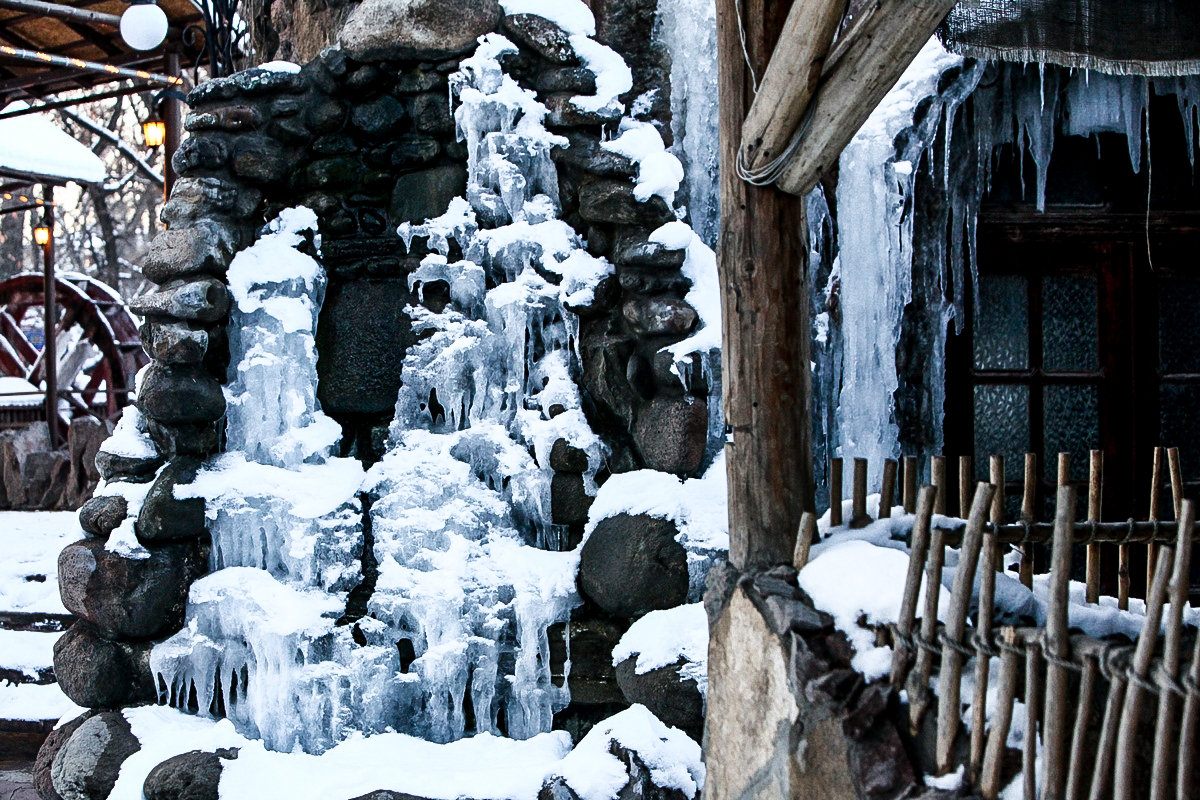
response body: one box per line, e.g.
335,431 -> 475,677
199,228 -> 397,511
1042,275 -> 1098,372
975,274 -> 1029,370
1043,384 -> 1099,482
974,384 -> 1030,478
1160,384 -> 1200,482
1159,277 -> 1200,374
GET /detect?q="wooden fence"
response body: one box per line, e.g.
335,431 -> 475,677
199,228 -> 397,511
792,449 -> 1200,800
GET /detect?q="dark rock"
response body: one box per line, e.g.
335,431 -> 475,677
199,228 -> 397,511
96,450 -> 165,483
144,418 -> 221,457
408,92 -> 454,134
616,266 -> 690,295
306,157 -> 368,191
538,742 -> 693,800
160,177 -> 262,227
548,616 -> 626,704
390,134 -> 440,166
58,537 -> 204,639
271,97 -> 304,117
578,513 -> 689,618
136,458 -> 206,542
53,622 -> 156,708
267,116 -> 312,145
759,594 -> 834,635
346,792 -> 435,800
305,98 -> 347,135
395,68 -> 447,93
622,297 -> 697,336
614,656 -> 704,737
51,712 -> 141,800
503,14 -> 577,64
544,93 -> 623,127
633,396 -> 707,476
141,320 -> 209,365
78,494 -> 127,537
317,280 -> 415,415
339,0 -> 501,61
188,69 -> 305,103
390,165 -> 467,224
129,278 -> 231,323
142,221 -> 241,283
580,334 -> 637,428
184,104 -> 263,133
579,179 -> 674,226
625,353 -> 655,400
65,417 -> 108,505
20,451 -> 62,510
346,64 -> 385,93
351,95 -> 407,137
611,233 -> 687,268
35,710 -> 97,800
538,779 -> 581,800
552,133 -> 637,178
537,67 -> 596,94
231,136 -> 290,183
143,749 -> 236,800
549,439 -> 589,472
551,472 -> 592,525
171,135 -> 229,175
650,350 -> 704,392
138,364 -> 226,426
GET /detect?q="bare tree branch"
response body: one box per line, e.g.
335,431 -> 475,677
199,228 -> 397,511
58,108 -> 164,187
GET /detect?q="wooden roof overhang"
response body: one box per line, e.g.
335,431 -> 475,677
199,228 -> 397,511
0,0 -> 203,107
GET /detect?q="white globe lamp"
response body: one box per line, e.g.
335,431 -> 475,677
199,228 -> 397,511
120,1 -> 168,51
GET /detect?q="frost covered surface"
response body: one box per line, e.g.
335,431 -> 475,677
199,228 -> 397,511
601,121 -> 684,205
0,680 -> 83,722
0,102 -> 106,183
552,705 -> 705,800
0,510 -> 79,614
611,603 -> 708,694
0,629 -> 59,678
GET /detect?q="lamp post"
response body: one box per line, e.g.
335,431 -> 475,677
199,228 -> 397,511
38,186 -> 59,448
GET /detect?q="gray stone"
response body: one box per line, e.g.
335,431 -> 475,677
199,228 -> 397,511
138,364 -> 226,426
35,711 -> 97,800
51,712 -> 140,800
548,616 -> 626,704
143,749 -> 236,800
537,67 -> 596,94
231,136 -> 290,183
408,93 -> 454,134
338,0 -> 501,62
611,234 -> 687,268
144,418 -> 221,457
20,451 -> 62,510
578,513 -> 689,618
160,177 -> 262,227
549,439 -> 589,472
53,622 -> 156,709
77,494 -> 127,537
305,157 -> 368,191
141,319 -> 210,365
170,135 -> 229,176
551,472 -> 592,525
346,793 -> 436,800
0,423 -> 51,508
544,93 -> 623,127
58,537 -> 204,640
615,657 -> 704,737
538,743 -> 694,800
578,179 -> 674,226
503,13 -> 577,63
622,296 -> 697,336
130,278 -> 231,323
390,135 -> 440,167
95,450 -> 165,483
633,396 -> 707,476
142,221 -> 240,284
395,68 -> 447,93
351,95 -> 407,137
316,280 -> 415,415
305,98 -> 347,134
552,133 -> 637,178
136,458 -> 206,543
184,104 -> 263,133
390,165 -> 467,225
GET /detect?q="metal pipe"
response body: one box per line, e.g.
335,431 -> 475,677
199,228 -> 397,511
0,44 -> 184,87
0,0 -> 121,27
39,185 -> 58,448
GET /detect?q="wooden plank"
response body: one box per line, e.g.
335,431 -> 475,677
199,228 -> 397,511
717,0 -> 813,570
1044,485 -> 1077,800
774,0 -> 961,195
738,0 -> 846,172
1151,499 -> 1194,800
890,485 -> 935,686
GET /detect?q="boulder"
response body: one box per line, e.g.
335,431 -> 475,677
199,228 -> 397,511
538,743 -> 694,800
58,537 -> 204,640
610,233 -> 687,268
77,494 -> 127,537
548,616 -> 626,705
144,418 -> 221,457
22,450 -> 65,509
351,95 -> 407,138
578,513 -> 688,618
614,657 -> 703,737
141,320 -> 210,365
142,221 -> 241,284
621,297 -> 697,336
551,472 -> 592,525
138,364 -> 227,426
51,712 -> 141,800
578,180 -> 674,226
136,458 -> 206,542
160,177 -> 262,227
338,0 -> 501,62
549,439 -> 589,472
632,397 -> 707,476
53,621 -> 156,708
143,749 -> 238,800
95,449 -> 166,482
502,14 -> 577,63
390,165 -> 468,225
130,278 -> 231,323
34,710 -> 98,800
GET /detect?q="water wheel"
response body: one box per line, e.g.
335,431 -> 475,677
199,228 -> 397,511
0,273 -> 147,433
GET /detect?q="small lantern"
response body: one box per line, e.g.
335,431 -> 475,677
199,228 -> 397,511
33,224 -> 50,247
120,0 -> 169,51
142,111 -> 166,148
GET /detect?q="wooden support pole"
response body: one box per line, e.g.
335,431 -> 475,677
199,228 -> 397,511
851,456 -> 868,525
1151,499 -> 1194,800
908,525 -> 946,733
1178,613 -> 1200,800
1169,447 -> 1183,519
959,454 -> 972,518
903,455 -> 918,514
891,486 -> 935,686
1086,449 -> 1103,604
935,481 -> 994,773
969,517 -> 1001,782
879,458 -> 897,518
1148,445 -> 1166,598
1065,656 -> 1098,800
40,185 -> 58,450
163,50 -> 183,202
1024,638 -> 1042,800
932,455 -> 947,516
981,627 -> 1022,800
830,456 -> 843,527
990,455 -> 1005,524
717,0 -> 814,570
1021,452 -> 1037,587
1043,485 -> 1077,800
792,511 -> 817,570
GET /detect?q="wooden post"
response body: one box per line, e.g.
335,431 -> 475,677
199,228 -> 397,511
932,455 -> 947,515
1065,656 -> 1098,800
830,456 -> 843,527
40,184 -> 58,450
1086,449 -> 1103,604
981,627 -> 1022,800
1024,638 -> 1042,800
890,486 -> 935,686
792,511 -> 817,570
879,458 -> 897,518
969,465 -> 1003,782
958,454 -> 972,518
163,49 -> 183,202
851,457 -> 868,525
1020,452 -> 1037,587
1044,485 -> 1077,800
903,455 -> 918,513
1150,499 -> 1194,800
1178,618 -> 1200,800
1089,658 -> 1128,800
908,525 -> 946,733
1148,445 -> 1166,598
717,0 -> 814,570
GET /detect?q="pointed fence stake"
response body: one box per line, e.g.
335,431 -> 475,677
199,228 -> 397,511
908,525 -> 946,734
1065,655 -> 1098,800
959,454 -> 973,518
852,457 -> 868,525
1024,638 -> 1042,800
1148,445 -> 1166,599
903,455 -> 918,513
981,627 -> 1022,800
932,455 -> 947,516
792,511 -> 817,571
891,486 -> 936,686
1086,449 -> 1103,604
1043,485 -> 1077,800
1150,499 -> 1194,800
1021,452 -> 1037,587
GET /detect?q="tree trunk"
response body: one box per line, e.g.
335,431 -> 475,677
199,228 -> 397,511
717,0 -> 813,571
87,185 -> 122,292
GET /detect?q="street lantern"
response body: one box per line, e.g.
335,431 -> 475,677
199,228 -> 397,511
33,223 -> 51,246
142,109 -> 166,148
120,0 -> 169,51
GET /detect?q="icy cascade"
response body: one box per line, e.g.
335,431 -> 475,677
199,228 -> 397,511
654,0 -> 720,245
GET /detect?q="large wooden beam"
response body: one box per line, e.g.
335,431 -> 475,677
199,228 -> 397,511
775,0 -> 959,196
718,0 -> 813,571
739,0 -> 846,173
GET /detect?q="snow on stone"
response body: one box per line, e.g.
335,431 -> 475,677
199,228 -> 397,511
552,705 -> 704,800
0,510 -> 80,614
98,405 -> 156,459
611,603 -> 708,695
569,35 -> 633,114
0,102 -> 106,184
498,0 -> 596,36
0,680 -> 83,722
0,629 -> 59,678
258,60 -> 302,73
652,221 -> 720,369
601,120 -> 683,205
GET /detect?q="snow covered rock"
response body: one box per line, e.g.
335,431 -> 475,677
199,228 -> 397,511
338,0 -> 501,62
77,495 -> 127,537
611,604 -> 707,737
53,622 -> 157,708
502,14 -> 578,64
34,710 -> 97,800
578,513 -> 688,618
135,458 -> 207,542
142,748 -> 236,800
51,712 -> 141,800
